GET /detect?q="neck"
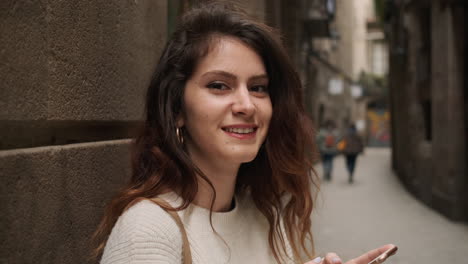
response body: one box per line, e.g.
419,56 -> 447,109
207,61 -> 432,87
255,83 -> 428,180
190,156 -> 239,212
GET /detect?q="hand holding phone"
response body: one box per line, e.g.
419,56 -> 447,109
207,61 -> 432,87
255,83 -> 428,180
305,244 -> 398,264
367,245 -> 398,264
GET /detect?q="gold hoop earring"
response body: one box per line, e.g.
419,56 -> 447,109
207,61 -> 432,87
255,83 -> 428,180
176,127 -> 184,144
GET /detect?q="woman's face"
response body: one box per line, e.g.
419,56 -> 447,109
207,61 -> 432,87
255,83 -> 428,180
178,36 -> 272,169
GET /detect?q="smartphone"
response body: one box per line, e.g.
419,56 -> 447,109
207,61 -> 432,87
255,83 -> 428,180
367,245 -> 398,264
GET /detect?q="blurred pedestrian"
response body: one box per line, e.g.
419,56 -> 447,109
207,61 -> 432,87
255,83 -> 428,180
340,124 -> 364,183
317,120 -> 340,181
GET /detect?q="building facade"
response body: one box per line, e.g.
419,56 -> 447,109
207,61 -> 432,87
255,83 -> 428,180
302,0 -> 390,146
386,0 -> 466,220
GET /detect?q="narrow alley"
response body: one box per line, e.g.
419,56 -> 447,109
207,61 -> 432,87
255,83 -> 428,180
312,148 -> 468,264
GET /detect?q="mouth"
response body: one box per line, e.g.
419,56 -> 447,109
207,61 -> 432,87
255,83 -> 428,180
221,125 -> 258,139
222,127 -> 257,134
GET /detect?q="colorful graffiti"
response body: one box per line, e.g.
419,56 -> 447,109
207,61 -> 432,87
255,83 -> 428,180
367,109 -> 391,147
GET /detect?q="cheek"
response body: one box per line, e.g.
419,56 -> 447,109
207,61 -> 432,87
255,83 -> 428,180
262,101 -> 273,125
186,94 -> 228,121
183,98 -> 217,130
256,100 -> 272,139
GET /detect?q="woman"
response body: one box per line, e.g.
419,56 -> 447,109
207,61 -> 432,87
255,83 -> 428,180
93,2 -> 394,264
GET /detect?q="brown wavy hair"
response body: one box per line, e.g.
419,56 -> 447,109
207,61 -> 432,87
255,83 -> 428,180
93,2 -> 319,263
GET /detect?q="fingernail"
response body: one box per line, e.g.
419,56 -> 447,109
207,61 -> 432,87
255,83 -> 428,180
313,257 -> 323,263
332,257 -> 342,264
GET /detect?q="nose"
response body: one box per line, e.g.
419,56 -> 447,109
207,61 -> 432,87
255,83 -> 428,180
232,87 -> 255,116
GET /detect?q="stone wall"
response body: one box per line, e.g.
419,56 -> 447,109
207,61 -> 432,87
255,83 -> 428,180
0,0 -> 167,263
1,140 -> 131,263
388,0 -> 466,221
430,2 -> 466,220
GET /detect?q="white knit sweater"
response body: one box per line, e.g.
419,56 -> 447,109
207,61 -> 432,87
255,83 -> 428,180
100,193 -> 295,264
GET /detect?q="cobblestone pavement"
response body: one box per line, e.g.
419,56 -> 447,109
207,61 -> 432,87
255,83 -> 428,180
311,148 -> 468,264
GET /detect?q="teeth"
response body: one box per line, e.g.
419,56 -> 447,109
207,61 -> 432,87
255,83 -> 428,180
224,127 -> 255,134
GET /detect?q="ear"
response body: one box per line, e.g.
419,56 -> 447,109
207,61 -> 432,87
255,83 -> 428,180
176,113 -> 184,128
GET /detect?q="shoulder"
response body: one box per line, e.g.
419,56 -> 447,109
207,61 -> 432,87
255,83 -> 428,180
118,199 -> 181,235
100,199 -> 183,264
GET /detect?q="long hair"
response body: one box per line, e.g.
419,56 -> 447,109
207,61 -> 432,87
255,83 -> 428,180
93,2 -> 319,263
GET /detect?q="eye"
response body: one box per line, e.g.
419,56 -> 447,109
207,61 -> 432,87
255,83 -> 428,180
249,85 -> 269,94
207,82 -> 230,90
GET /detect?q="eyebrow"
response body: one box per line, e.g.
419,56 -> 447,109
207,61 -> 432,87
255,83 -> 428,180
201,70 -> 269,82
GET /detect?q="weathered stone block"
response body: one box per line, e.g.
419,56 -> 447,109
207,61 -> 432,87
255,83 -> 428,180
0,0 -> 49,120
1,0 -> 167,121
0,140 -> 131,263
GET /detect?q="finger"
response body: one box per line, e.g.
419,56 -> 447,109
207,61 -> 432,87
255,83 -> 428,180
304,256 -> 323,264
346,244 -> 396,264
323,252 -> 343,264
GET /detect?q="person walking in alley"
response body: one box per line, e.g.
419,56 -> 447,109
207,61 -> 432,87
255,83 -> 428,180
317,120 -> 340,181
340,124 -> 364,183
93,2 -> 395,264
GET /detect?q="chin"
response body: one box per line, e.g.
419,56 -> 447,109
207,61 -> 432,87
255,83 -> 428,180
229,150 -> 261,164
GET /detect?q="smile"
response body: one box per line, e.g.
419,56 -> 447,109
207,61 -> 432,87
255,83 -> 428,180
221,125 -> 258,139
222,127 -> 256,134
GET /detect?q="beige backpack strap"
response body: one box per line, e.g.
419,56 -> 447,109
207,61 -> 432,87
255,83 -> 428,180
148,197 -> 192,264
